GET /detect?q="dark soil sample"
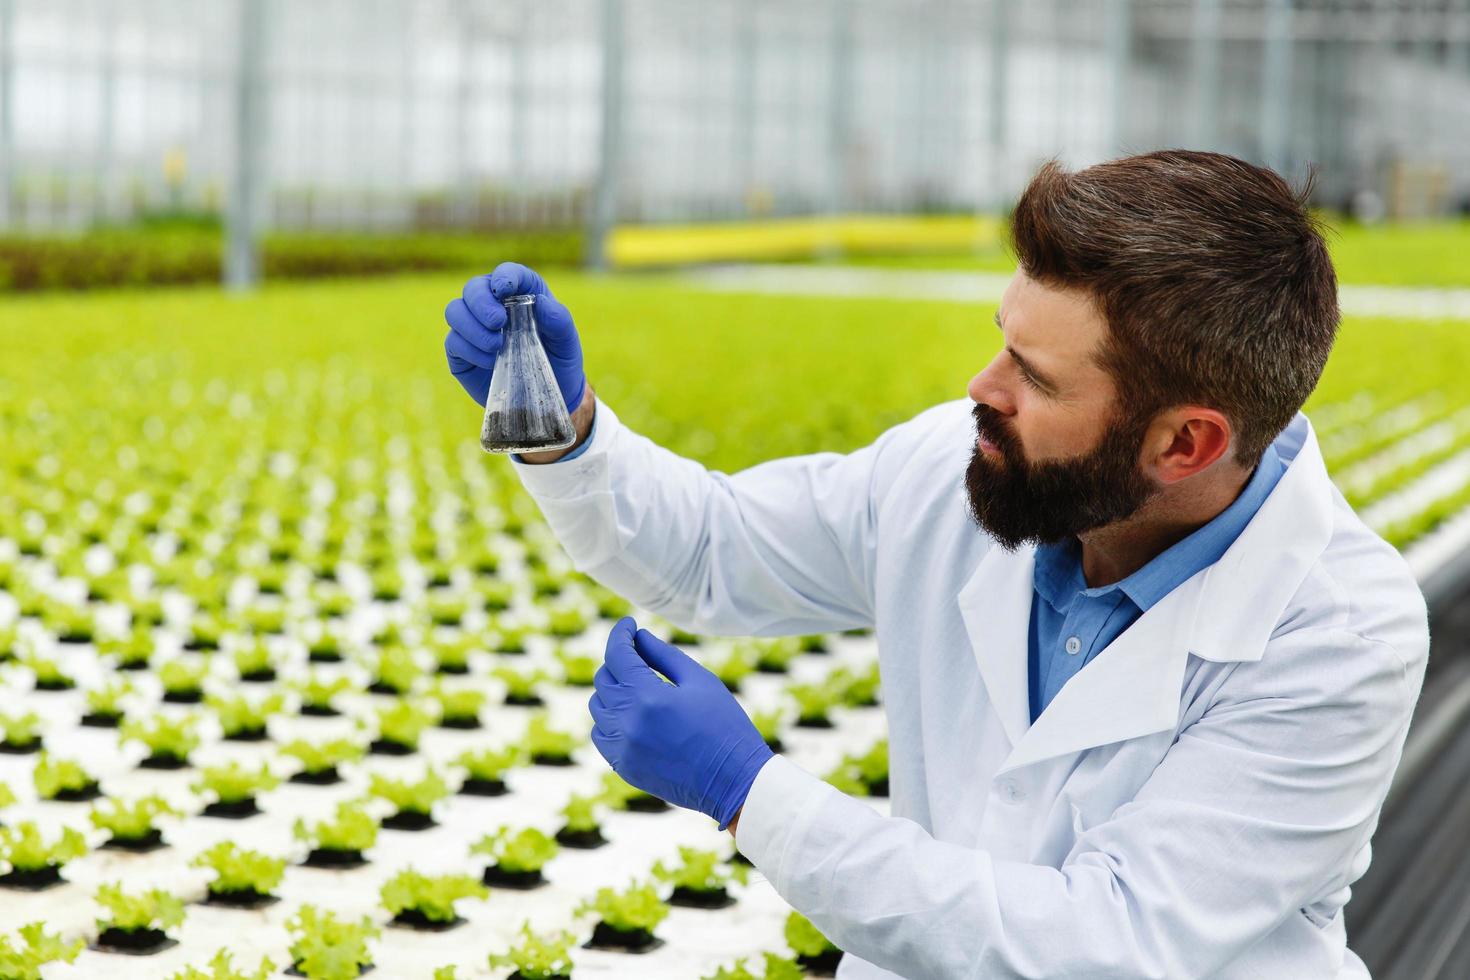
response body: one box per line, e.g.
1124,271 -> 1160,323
504,692 -> 544,707
101,829 -> 166,853
33,679 -> 75,691
670,885 -> 736,909
459,777 -> 509,797
286,963 -> 373,978
182,638 -> 219,651
308,650 -> 344,664
368,739 -> 415,756
389,910 -> 464,931
116,660 -> 151,672
201,798 -> 261,819
49,781 -> 102,803
0,739 -> 41,754
481,405 -> 576,455
435,662 -> 470,676
202,887 -> 279,909
162,689 -> 203,704
367,681 -> 409,696
582,922 -> 664,954
223,728 -> 269,743
0,866 -> 63,890
437,716 -> 481,730
554,826 -> 607,849
58,632 -> 92,644
381,810 -> 436,832
797,949 -> 843,976
301,848 -> 368,869
532,753 -> 575,767
239,668 -> 277,682
796,716 -> 835,729
866,777 -> 889,798
754,663 -> 789,675
80,711 -> 122,728
139,754 -> 189,770
90,928 -> 178,956
299,704 -> 340,717
481,865 -> 547,889
624,795 -> 670,813
290,767 -> 342,786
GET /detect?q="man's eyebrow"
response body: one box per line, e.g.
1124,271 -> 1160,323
993,311 -> 1060,393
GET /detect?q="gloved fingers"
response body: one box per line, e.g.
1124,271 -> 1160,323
445,326 -> 496,373
589,724 -> 620,765
490,262 -> 551,302
592,664 -> 617,691
587,690 -> 618,733
632,627 -> 702,686
530,291 -> 580,361
446,294 -> 504,355
602,616 -> 659,687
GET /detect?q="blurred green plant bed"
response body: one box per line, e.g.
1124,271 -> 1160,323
827,215 -> 1470,289
0,225 -> 583,292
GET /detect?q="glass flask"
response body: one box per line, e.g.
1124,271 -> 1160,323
480,293 -> 577,454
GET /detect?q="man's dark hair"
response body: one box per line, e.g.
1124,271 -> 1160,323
1008,149 -> 1340,469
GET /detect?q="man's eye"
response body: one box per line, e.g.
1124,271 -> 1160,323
1017,368 -> 1043,392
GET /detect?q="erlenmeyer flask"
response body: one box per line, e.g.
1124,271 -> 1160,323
480,294 -> 577,454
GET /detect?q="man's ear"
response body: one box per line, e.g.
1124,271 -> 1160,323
1147,407 -> 1233,484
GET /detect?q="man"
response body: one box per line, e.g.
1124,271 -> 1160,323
443,150 -> 1429,979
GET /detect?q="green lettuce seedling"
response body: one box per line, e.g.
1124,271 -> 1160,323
651,844 -> 752,893
280,737 -> 365,776
121,713 -> 201,765
159,657 -> 209,697
192,760 -> 281,805
369,645 -> 423,694
701,953 -> 806,980
493,664 -> 551,702
84,679 -> 133,718
530,568 -> 563,598
470,826 -> 559,874
574,879 -> 670,934
750,638 -> 802,673
0,712 -> 42,750
362,697 -> 437,750
524,711 -> 580,761
710,647 -> 756,691
785,680 -> 841,726
546,606 -> 588,638
167,948 -> 275,980
455,744 -> 527,782
486,920 -> 578,980
478,579 -> 514,611
101,627 -> 154,669
826,661 -> 881,707
32,752 -> 97,800
591,586 -> 632,620
308,623 -> 345,660
294,671 -> 355,713
0,921 -> 84,980
367,769 -> 451,817
750,707 -> 787,747
89,794 -> 180,843
823,737 -> 889,796
95,881 -> 186,933
785,911 -> 839,958
232,639 -> 275,679
598,771 -> 663,811
286,905 -> 379,980
428,637 -> 472,673
493,624 -> 533,654
208,691 -> 285,738
379,868 -> 487,924
429,682 -> 485,726
19,653 -> 74,690
0,783 -> 14,813
293,800 -> 379,853
0,822 -> 87,872
191,841 -> 287,898
553,645 -> 598,686
427,593 -> 467,626
560,792 -> 605,833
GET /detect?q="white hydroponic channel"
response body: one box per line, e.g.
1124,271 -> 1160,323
0,536 -> 889,979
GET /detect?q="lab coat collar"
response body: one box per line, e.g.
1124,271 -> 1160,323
956,411 -> 1335,774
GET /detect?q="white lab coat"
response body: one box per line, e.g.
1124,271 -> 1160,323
508,396 -> 1430,980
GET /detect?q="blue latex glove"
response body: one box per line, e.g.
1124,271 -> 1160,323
442,262 -> 586,411
589,616 -> 775,831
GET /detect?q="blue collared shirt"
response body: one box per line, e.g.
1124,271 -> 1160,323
1027,442 -> 1287,724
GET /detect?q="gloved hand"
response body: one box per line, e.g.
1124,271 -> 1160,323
443,262 -> 586,411
589,616 -> 775,832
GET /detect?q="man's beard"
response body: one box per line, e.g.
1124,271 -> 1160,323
964,401 -> 1162,552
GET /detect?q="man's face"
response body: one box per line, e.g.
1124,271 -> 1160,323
964,271 -> 1163,552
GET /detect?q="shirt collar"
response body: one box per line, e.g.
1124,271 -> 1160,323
1033,442 -> 1287,612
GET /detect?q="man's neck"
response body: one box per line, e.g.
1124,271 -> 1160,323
1076,464 -> 1256,589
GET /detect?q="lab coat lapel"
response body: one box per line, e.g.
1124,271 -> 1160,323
955,411 -> 1336,777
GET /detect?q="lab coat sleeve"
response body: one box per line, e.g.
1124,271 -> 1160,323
735,628 -> 1417,980
505,397 -> 909,637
